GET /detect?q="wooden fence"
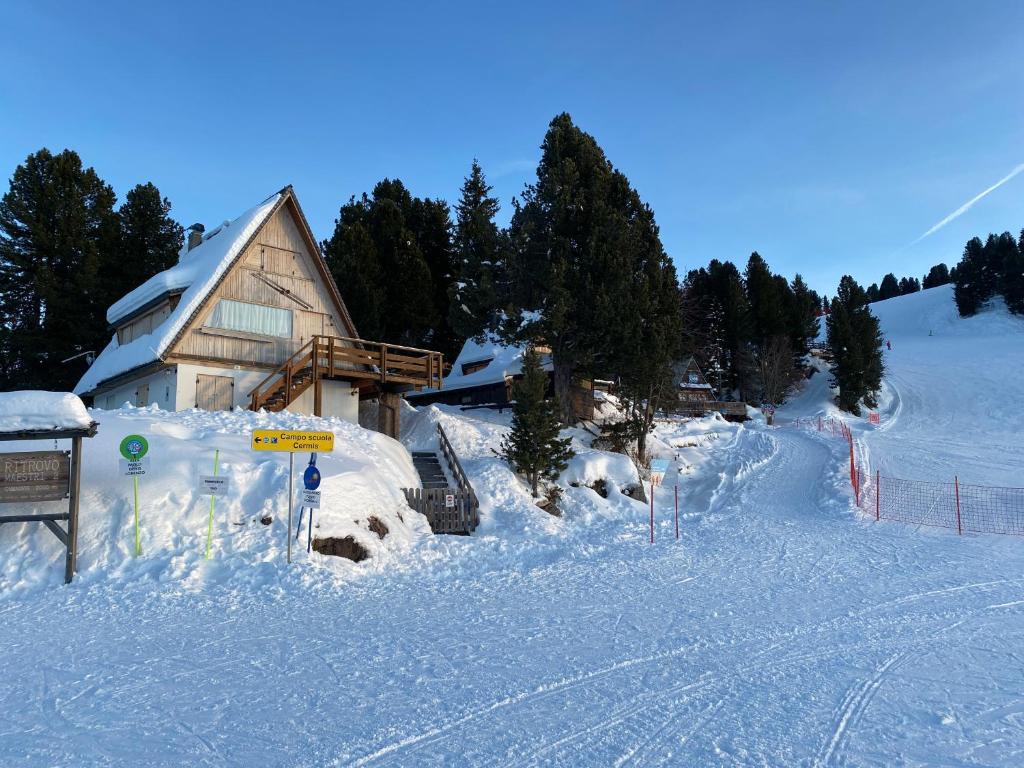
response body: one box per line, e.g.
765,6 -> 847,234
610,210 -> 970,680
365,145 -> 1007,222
403,487 -> 478,535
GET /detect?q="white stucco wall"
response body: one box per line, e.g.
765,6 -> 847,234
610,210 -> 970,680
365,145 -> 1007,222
95,367 -> 178,410
287,380 -> 359,423
174,363 -> 269,410
93,364 -> 359,425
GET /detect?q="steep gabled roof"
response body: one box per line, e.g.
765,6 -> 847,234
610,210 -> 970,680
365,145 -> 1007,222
76,190 -> 284,395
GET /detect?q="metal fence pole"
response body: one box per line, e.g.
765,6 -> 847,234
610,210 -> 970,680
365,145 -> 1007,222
954,475 -> 962,535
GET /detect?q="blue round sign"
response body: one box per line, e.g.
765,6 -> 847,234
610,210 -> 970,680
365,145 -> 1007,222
303,465 -> 321,491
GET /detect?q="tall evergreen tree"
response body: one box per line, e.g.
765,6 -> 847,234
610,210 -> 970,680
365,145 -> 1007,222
322,179 -> 451,352
789,274 -> 821,358
922,263 -> 950,289
448,160 -> 505,340
500,347 -> 573,496
504,113 -> 659,423
744,252 -> 789,344
0,148 -> 119,390
953,236 -> 992,316
866,283 -> 880,302
108,182 -> 183,310
707,259 -> 754,398
878,273 -> 900,300
898,276 -> 920,295
826,275 -> 884,414
1005,231 -> 1024,315
611,203 -> 683,466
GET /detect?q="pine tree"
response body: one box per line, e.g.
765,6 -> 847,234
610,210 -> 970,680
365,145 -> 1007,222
1005,231 -> 1024,315
706,259 -> 754,399
897,276 -> 920,295
0,148 -> 119,390
878,273 -> 900,300
322,179 -> 447,351
505,113 -> 655,423
108,182 -> 183,310
611,203 -> 683,467
501,347 -> 573,496
922,263 -> 950,289
866,283 -> 880,302
321,195 -> 387,339
953,236 -> 990,316
789,274 -> 821,358
827,275 -> 884,414
406,194 -> 457,356
745,252 -> 789,344
448,160 -> 505,340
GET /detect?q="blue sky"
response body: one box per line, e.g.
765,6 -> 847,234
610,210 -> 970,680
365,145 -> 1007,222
2,1 -> 1022,296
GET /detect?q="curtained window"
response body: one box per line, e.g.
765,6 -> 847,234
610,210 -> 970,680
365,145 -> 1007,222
208,299 -> 292,338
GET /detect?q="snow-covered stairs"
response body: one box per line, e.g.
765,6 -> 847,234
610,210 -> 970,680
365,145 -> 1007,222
411,451 -> 448,490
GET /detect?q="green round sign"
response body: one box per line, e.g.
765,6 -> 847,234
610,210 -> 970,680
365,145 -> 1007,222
120,434 -> 149,461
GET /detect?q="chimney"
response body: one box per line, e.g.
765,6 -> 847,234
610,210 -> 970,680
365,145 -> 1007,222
187,223 -> 205,252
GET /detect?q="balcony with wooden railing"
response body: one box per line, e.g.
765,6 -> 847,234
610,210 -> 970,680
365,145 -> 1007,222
249,335 -> 444,413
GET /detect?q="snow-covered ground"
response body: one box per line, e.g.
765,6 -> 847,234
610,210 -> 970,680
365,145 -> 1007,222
866,284 -> 1024,486
2,286 -> 1024,766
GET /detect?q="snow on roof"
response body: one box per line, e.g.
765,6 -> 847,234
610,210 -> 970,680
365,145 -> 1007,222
416,331 -> 552,395
75,192 -> 281,395
0,391 -> 93,433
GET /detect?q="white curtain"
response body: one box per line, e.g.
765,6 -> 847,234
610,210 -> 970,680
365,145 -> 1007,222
209,299 -> 292,338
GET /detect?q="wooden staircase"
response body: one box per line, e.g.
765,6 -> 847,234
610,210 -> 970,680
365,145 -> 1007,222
249,335 -> 444,414
411,451 -> 449,490
403,424 -> 479,534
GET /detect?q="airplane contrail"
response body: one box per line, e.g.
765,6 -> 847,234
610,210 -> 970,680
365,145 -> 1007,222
909,162 -> 1024,246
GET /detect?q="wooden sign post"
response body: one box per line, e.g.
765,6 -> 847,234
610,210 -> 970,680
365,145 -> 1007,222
0,422 -> 97,583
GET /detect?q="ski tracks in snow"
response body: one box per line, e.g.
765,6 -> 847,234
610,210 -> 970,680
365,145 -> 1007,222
815,652 -> 909,767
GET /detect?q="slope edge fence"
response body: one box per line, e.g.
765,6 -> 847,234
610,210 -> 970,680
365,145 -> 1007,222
788,416 -> 1024,537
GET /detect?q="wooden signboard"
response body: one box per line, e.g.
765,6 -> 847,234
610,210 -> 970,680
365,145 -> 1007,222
0,451 -> 71,504
0,422 -> 96,584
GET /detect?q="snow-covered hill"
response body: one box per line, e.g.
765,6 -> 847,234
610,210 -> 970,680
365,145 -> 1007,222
869,285 -> 1024,485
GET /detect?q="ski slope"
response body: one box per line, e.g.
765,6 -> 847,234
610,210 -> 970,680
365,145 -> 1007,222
867,284 -> 1024,486
3,382 -> 1024,764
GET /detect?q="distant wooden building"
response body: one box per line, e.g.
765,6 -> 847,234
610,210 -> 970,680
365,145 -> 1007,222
677,356 -> 714,405
75,186 -> 442,438
406,336 -> 598,420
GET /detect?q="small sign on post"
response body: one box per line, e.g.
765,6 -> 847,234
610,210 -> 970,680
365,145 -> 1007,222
650,459 -> 670,487
251,431 -> 334,564
301,489 -> 321,509
200,475 -> 229,496
119,434 -> 149,557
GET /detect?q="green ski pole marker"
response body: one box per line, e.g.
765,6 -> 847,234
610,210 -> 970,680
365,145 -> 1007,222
205,449 -> 219,560
133,474 -> 141,556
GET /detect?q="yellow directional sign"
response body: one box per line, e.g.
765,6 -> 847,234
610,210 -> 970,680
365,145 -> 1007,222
251,430 -> 335,453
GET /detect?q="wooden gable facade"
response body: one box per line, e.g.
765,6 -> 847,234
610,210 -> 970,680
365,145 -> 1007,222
678,356 -> 714,403
166,191 -> 357,371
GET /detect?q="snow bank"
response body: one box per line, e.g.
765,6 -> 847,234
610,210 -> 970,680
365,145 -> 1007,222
0,405 -> 429,592
560,449 -> 639,488
0,391 -> 93,432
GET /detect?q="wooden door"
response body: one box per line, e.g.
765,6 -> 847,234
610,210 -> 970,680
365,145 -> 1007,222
196,374 -> 234,411
135,382 -> 149,408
